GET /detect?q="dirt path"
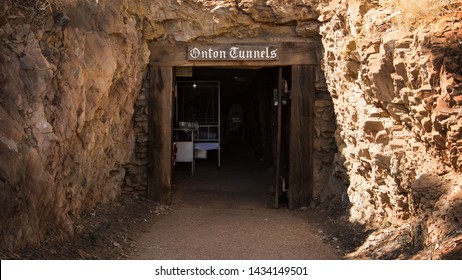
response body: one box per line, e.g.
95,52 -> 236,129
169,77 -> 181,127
132,146 -> 342,260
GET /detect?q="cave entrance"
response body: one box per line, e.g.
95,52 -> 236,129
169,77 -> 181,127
147,42 -> 317,209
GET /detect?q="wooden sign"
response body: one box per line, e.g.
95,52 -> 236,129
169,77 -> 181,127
149,41 -> 318,66
188,45 -> 279,61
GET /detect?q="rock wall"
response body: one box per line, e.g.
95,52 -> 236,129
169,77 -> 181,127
0,0 -> 148,249
313,89 -> 346,207
125,71 -> 149,195
128,0 -> 320,42
319,0 -> 462,247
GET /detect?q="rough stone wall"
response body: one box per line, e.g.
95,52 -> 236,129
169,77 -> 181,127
125,71 -> 150,195
319,0 -> 462,246
0,0 -> 148,249
128,0 -> 321,42
313,89 -> 345,206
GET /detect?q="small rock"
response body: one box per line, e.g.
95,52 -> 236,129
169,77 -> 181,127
77,249 -> 92,259
364,119 -> 385,132
2,23 -> 14,36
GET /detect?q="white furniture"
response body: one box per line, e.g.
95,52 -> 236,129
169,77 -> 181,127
173,128 -> 195,176
195,124 -> 221,167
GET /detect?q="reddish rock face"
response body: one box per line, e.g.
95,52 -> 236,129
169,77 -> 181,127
0,0 -> 149,249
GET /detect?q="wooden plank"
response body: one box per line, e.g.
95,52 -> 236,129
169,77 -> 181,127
149,42 -> 318,66
289,65 -> 315,209
147,66 -> 173,204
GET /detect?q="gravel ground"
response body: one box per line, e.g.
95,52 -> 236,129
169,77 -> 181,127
132,146 -> 343,260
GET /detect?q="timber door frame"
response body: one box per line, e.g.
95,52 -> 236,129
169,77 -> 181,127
289,65 -> 315,209
148,41 -> 317,207
147,67 -> 173,204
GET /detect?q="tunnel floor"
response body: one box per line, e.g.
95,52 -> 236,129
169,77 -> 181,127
131,144 -> 342,259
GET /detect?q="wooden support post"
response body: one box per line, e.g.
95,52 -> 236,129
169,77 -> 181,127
147,66 -> 173,204
289,65 -> 315,209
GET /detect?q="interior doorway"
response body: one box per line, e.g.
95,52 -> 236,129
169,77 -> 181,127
176,67 -> 287,156
171,66 -> 293,207
147,62 -> 315,209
